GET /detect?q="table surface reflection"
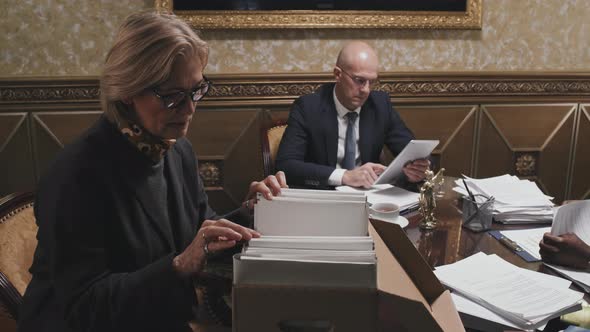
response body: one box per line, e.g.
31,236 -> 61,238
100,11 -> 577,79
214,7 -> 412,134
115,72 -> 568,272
403,177 -> 576,332
404,179 -> 543,272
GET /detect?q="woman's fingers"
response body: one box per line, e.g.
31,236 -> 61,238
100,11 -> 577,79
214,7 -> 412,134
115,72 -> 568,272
275,171 -> 288,188
203,219 -> 260,242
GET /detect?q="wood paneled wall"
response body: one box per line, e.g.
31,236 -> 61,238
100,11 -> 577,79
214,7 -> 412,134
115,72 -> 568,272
1,73 -> 590,213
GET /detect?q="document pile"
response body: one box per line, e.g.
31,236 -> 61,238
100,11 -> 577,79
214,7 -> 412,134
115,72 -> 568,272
454,174 -> 554,224
544,200 -> 590,292
435,252 -> 583,331
336,184 -> 420,214
234,188 -> 376,288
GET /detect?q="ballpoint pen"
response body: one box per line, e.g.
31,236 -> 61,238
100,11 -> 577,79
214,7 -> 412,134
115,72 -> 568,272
462,178 -> 477,203
498,236 -> 523,252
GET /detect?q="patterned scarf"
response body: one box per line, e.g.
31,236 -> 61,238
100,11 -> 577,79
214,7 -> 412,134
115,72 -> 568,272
109,102 -> 176,163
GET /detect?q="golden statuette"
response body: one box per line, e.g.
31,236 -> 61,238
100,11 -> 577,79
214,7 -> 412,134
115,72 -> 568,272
419,168 -> 445,230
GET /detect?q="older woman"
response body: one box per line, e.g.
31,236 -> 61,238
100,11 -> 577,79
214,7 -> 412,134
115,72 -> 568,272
18,11 -> 287,332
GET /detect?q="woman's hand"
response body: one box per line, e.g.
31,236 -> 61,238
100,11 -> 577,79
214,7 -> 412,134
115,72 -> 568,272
172,219 -> 260,277
539,232 -> 590,269
242,171 -> 288,210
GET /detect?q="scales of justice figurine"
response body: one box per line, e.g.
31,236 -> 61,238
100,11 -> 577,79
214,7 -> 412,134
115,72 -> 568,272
418,168 -> 445,230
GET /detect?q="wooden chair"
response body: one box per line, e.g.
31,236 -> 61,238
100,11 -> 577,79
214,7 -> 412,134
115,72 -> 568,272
0,192 -> 37,330
261,122 -> 288,177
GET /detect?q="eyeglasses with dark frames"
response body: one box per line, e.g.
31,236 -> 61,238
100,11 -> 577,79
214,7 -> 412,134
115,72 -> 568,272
337,67 -> 379,89
152,76 -> 211,110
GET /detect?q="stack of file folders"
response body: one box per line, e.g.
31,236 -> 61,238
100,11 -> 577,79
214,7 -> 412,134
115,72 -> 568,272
234,188 -> 376,288
454,174 -> 554,224
435,252 -> 584,331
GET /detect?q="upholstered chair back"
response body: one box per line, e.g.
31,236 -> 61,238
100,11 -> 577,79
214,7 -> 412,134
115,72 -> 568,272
261,123 -> 287,177
0,192 -> 37,322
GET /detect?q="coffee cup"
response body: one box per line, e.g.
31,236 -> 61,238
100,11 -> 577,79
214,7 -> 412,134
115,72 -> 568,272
369,202 -> 400,222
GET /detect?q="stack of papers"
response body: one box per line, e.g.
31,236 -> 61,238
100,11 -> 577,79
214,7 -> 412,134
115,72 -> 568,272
454,174 -> 554,224
435,252 -> 583,331
254,188 -> 368,236
236,188 -> 376,288
336,184 -> 420,214
236,235 -> 376,288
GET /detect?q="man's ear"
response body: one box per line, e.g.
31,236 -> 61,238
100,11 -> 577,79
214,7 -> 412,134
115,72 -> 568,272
122,97 -> 133,105
333,67 -> 342,82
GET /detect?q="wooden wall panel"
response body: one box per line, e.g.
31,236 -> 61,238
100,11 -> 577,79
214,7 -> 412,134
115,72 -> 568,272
397,105 -> 477,177
31,112 -> 101,180
539,109 -> 576,203
3,74 -> 590,208
571,105 -> 590,200
186,109 -> 266,213
477,104 -> 576,203
477,109 -> 514,177
0,113 -> 34,196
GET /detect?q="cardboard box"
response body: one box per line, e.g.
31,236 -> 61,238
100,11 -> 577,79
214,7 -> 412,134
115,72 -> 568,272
233,219 -> 465,332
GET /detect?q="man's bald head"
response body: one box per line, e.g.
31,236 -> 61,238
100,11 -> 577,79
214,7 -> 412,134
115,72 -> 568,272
336,41 -> 379,72
333,41 -> 379,111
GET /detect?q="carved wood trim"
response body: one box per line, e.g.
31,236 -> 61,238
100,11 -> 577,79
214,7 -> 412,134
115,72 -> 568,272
3,73 -> 590,106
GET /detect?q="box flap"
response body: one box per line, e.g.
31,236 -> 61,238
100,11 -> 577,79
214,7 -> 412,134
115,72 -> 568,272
370,219 -> 465,332
370,218 -> 445,304
377,291 -> 444,332
430,289 -> 466,332
370,223 -> 428,307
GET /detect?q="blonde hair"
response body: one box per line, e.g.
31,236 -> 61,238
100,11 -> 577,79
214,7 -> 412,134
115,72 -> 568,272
101,11 -> 209,119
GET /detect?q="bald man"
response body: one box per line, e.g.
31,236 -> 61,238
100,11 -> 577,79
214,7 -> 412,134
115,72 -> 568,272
276,41 -> 430,189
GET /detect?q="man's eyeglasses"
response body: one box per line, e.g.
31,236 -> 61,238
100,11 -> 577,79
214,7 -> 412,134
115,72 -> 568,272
152,76 -> 211,110
338,68 -> 379,89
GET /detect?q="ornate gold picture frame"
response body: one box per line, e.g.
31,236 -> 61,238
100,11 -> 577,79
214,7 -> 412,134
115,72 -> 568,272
154,0 -> 482,30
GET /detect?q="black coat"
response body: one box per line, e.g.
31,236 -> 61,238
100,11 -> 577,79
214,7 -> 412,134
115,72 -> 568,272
19,116 -> 224,332
276,83 -> 415,188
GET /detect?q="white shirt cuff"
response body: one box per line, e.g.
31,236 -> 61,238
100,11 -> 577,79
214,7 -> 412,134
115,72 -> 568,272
328,169 -> 346,186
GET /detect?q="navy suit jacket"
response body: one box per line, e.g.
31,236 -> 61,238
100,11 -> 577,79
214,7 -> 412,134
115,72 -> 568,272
276,83 -> 415,189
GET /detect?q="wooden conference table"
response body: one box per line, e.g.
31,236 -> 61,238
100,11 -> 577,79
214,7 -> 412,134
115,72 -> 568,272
197,177 -> 574,332
403,177 -> 572,332
404,177 -> 542,274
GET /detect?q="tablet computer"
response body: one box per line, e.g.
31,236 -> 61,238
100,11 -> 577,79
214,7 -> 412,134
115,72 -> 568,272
373,140 -> 439,185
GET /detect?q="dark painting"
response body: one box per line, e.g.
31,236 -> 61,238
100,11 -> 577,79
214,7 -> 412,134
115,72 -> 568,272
173,0 -> 468,12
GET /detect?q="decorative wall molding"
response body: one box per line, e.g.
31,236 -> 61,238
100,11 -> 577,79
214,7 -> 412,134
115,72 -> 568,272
515,152 -> 537,177
198,160 -> 223,188
3,73 -> 590,106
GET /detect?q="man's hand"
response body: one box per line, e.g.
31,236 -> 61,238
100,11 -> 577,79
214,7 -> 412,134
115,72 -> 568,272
539,232 -> 590,269
342,163 -> 386,189
403,159 -> 431,183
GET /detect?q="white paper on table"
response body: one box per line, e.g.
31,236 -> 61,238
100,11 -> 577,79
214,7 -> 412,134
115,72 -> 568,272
499,227 -> 551,261
435,252 -> 582,327
545,263 -> 590,293
336,184 -> 419,210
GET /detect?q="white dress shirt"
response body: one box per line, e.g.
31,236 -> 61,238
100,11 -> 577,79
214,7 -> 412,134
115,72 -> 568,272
328,88 -> 361,186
